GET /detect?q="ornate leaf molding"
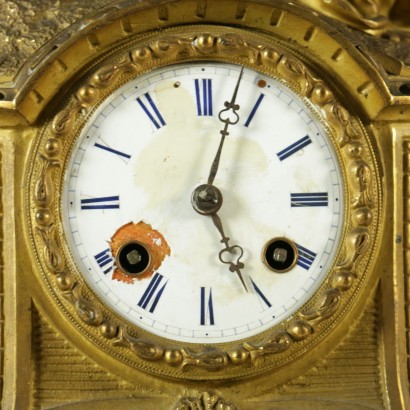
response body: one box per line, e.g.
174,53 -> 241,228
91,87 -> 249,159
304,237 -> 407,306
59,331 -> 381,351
28,29 -> 380,378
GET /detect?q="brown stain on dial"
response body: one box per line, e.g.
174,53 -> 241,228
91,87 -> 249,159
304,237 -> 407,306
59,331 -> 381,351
257,79 -> 267,88
110,221 -> 170,283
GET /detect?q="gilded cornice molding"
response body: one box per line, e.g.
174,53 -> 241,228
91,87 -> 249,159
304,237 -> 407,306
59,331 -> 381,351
0,0 -> 410,89
0,0 -> 410,84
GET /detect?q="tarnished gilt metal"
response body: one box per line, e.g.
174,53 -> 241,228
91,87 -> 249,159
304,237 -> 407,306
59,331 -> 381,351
1,0 -> 410,409
25,26 -> 381,381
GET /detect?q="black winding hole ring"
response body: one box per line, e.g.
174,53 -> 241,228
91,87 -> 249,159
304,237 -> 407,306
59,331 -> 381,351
116,241 -> 151,276
263,237 -> 298,273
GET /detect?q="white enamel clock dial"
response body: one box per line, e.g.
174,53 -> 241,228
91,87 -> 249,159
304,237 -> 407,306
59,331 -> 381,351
62,62 -> 344,344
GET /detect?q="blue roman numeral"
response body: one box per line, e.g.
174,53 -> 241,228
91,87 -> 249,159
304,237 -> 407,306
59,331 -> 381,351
94,142 -> 131,160
200,287 -> 215,326
291,192 -> 329,207
94,248 -> 114,274
277,135 -> 312,161
296,244 -> 317,270
136,93 -> 166,129
80,195 -> 120,210
195,79 -> 213,116
251,278 -> 272,309
138,273 -> 167,313
244,93 -> 265,127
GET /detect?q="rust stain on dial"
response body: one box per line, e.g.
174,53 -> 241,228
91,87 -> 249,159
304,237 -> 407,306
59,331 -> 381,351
110,221 -> 170,283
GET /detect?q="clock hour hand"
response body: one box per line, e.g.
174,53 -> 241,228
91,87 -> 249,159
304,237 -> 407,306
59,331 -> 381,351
192,184 -> 248,292
211,213 -> 248,292
207,66 -> 244,186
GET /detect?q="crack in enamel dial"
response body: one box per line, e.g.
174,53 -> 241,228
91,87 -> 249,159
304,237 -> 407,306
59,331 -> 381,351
28,29 -> 380,379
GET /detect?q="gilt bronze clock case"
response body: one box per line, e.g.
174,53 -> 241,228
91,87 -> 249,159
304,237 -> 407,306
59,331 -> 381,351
1,0 -> 409,409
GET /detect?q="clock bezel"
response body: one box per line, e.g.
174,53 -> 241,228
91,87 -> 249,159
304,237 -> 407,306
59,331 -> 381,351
26,26 -> 381,380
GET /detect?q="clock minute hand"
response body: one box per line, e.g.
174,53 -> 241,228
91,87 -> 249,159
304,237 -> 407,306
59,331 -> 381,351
207,66 -> 244,186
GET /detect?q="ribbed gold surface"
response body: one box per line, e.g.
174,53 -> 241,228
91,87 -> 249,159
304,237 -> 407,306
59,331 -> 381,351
32,297 -> 384,409
242,296 -> 384,409
31,307 -> 166,409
